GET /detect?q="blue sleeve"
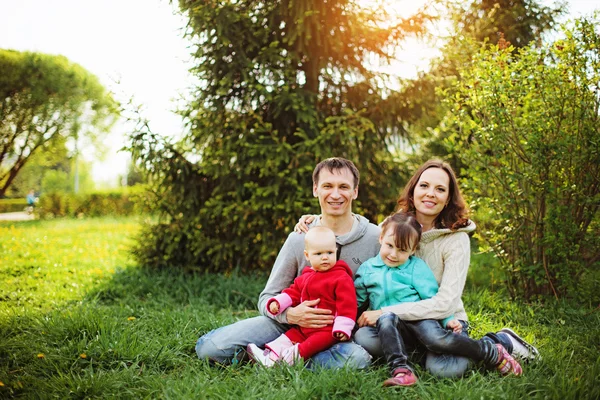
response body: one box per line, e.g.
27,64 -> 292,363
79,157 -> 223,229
412,257 -> 455,327
441,315 -> 456,328
410,257 -> 440,300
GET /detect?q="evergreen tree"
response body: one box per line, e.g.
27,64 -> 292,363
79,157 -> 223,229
130,0 -> 432,271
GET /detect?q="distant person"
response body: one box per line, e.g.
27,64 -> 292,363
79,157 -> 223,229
246,226 -> 357,366
26,189 -> 37,214
354,211 -> 520,388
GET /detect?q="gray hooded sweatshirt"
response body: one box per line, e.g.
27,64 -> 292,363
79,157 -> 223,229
258,214 -> 381,324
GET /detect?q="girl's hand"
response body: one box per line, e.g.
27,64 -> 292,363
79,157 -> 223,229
294,215 -> 316,233
334,332 -> 349,341
446,319 -> 462,333
357,310 -> 383,327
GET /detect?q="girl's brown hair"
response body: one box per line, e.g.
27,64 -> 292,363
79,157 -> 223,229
396,159 -> 470,230
380,212 -> 422,252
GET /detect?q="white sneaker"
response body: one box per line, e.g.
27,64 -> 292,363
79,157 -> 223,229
246,343 -> 276,367
499,328 -> 541,362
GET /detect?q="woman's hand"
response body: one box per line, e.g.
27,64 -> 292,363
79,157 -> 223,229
357,310 -> 383,327
334,332 -> 349,341
294,215 -> 316,233
286,298 -> 334,328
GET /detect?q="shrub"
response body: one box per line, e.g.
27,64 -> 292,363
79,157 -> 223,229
129,112 -> 400,273
37,186 -> 147,218
0,198 -> 27,213
443,17 -> 600,301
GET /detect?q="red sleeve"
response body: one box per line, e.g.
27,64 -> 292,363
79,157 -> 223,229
334,273 -> 358,321
281,269 -> 308,307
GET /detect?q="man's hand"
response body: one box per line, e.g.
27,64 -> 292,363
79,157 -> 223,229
294,215 -> 316,234
334,332 -> 349,341
357,310 -> 383,327
446,319 -> 463,333
286,298 -> 333,328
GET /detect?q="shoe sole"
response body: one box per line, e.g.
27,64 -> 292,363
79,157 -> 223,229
499,328 -> 541,361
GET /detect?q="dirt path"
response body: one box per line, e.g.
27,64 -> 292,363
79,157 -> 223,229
0,211 -> 35,221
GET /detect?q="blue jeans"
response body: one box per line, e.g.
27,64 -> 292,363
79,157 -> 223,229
356,317 -> 513,378
195,316 -> 372,369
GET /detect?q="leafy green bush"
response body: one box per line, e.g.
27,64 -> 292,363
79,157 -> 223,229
37,186 -> 147,218
129,112 -> 400,273
0,198 -> 27,213
443,17 -> 600,301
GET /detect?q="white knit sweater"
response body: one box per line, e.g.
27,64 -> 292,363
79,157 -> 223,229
381,221 -> 476,322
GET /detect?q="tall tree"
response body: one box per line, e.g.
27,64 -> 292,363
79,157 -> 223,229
0,50 -> 118,197
392,0 -> 564,165
130,0 -> 433,271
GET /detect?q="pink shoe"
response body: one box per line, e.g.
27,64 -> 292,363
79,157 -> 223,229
280,343 -> 301,365
383,368 -> 417,387
495,344 -> 523,376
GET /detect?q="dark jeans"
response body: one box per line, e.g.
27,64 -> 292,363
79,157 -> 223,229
407,318 -> 498,365
376,312 -> 416,374
375,313 -> 512,376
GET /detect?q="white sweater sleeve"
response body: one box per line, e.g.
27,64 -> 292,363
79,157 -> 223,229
381,232 -> 471,321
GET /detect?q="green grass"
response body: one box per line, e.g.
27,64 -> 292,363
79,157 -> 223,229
1,217 -> 598,399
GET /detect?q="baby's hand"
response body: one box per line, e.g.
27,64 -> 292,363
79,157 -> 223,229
269,302 -> 280,314
334,332 -> 349,341
447,319 -> 462,333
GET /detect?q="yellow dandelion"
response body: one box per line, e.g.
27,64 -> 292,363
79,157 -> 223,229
127,316 -> 136,321
37,353 -> 45,359
80,353 -> 87,359
0,380 -> 4,386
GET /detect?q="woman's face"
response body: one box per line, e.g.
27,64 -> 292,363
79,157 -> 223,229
412,167 -> 450,220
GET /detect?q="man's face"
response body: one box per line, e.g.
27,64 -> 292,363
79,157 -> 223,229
313,167 -> 358,218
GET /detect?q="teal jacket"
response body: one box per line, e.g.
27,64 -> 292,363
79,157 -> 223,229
354,254 -> 454,327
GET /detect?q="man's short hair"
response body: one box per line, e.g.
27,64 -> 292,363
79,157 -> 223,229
312,157 -> 360,188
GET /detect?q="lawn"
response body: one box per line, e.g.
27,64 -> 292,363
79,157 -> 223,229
0,217 -> 598,399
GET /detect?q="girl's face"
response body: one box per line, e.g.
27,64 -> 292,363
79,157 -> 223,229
379,227 -> 415,268
412,167 -> 450,221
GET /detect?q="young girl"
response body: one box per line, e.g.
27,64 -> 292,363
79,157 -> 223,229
355,212 -> 522,387
246,226 -> 357,366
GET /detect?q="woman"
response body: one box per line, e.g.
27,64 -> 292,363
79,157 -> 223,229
296,159 -> 540,378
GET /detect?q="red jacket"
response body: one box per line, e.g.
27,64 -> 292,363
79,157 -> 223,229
267,260 -> 357,338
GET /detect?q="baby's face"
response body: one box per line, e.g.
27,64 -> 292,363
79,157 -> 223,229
305,235 -> 337,272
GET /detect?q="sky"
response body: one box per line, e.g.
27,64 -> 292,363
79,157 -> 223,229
0,0 -> 598,186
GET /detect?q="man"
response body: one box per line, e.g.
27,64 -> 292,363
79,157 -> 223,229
195,157 -> 381,368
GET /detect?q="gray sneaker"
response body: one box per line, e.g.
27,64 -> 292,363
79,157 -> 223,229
499,328 -> 541,362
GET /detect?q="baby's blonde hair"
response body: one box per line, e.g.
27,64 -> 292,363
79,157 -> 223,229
305,226 -> 336,250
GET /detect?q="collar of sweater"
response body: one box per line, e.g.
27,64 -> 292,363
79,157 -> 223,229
420,220 -> 476,245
